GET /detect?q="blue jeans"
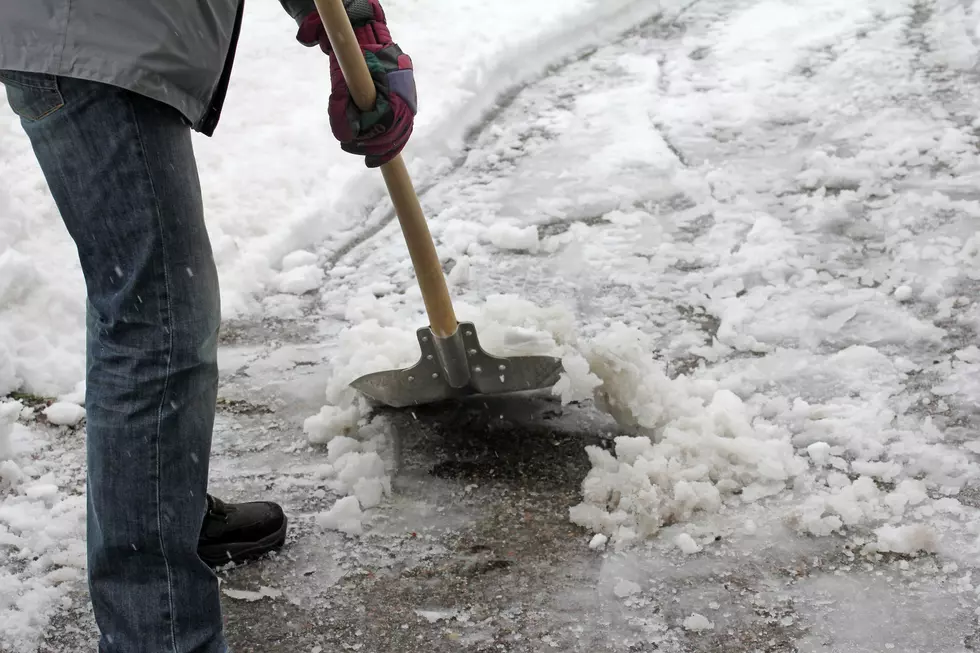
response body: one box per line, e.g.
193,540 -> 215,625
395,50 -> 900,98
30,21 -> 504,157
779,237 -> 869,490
1,71 -> 227,653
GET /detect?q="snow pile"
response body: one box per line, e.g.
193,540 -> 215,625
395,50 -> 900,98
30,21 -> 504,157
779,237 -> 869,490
564,324 -> 807,546
310,420 -> 394,537
305,292 -> 573,445
791,476 -> 924,538
305,293 -> 576,534
0,240 -> 84,397
0,402 -> 86,653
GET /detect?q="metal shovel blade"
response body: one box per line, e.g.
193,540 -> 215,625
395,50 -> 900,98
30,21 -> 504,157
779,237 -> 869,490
350,321 -> 564,408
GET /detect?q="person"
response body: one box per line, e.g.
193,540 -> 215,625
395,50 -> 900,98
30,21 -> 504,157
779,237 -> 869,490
0,0 -> 416,651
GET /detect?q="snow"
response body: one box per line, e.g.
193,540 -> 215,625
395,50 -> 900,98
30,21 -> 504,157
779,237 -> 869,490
681,613 -> 714,632
0,402 -> 85,653
871,524 -> 940,555
222,586 -> 282,602
0,0 -> 663,398
276,264 -> 324,295
280,250 -> 318,271
613,579 -> 641,598
41,402 -> 85,427
485,223 -> 541,253
565,331 -> 809,546
315,496 -> 365,536
5,0 -> 980,648
674,533 -> 702,555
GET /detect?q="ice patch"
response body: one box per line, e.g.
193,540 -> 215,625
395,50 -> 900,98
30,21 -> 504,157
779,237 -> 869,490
614,579 -> 642,598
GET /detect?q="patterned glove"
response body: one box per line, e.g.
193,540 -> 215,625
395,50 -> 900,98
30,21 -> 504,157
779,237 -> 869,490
297,0 -> 417,168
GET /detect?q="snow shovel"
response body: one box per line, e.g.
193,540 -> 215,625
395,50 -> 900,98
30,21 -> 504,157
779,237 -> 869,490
314,0 -> 564,408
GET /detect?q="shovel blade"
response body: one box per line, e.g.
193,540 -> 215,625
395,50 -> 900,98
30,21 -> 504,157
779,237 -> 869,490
349,322 -> 564,408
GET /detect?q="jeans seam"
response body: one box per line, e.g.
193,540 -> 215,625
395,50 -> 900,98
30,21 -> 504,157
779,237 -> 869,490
129,95 -> 180,653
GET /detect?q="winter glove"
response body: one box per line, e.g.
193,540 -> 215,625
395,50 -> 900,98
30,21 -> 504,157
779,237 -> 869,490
297,0 -> 417,168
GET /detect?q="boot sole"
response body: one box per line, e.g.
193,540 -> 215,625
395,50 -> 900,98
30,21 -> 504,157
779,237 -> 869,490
199,515 -> 288,568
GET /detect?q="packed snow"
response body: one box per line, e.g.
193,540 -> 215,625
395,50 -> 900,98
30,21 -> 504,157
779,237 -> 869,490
0,402 -> 85,653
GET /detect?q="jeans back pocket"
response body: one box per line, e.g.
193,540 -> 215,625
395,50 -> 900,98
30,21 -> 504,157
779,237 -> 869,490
0,70 -> 65,122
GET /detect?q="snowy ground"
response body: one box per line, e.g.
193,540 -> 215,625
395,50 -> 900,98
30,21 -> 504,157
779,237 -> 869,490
4,0 -> 980,651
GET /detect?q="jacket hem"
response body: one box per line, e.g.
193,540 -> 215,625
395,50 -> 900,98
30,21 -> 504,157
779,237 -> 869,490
0,57 -> 207,132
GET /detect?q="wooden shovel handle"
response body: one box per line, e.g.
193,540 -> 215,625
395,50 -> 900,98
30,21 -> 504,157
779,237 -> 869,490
313,0 -> 458,338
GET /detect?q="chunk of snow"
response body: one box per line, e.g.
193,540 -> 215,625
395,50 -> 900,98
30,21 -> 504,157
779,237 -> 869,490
955,345 -> 980,363
57,381 -> 85,405
872,524 -> 939,554
0,402 -> 17,461
42,402 -> 85,426
588,534 -> 608,550
315,496 -> 364,536
281,250 -> 318,271
682,613 -> 714,631
893,285 -> 913,301
806,442 -> 831,465
675,533 -> 702,554
416,609 -> 458,623
447,256 -> 471,286
277,264 -> 324,295
222,586 -> 282,602
613,579 -> 641,598
552,351 -> 603,405
353,477 -> 386,510
303,405 -> 360,444
485,223 -> 540,252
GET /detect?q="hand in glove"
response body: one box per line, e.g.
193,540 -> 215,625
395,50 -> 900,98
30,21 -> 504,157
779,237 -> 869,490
297,0 -> 417,168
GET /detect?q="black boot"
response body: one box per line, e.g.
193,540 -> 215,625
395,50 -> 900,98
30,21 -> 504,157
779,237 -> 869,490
198,494 -> 288,568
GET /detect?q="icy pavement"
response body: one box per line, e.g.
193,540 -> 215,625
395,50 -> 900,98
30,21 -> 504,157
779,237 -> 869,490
6,0 -> 980,650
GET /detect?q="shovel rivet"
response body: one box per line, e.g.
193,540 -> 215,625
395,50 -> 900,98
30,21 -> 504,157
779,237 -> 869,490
499,364 -> 507,371
474,366 -> 483,373
465,330 -> 473,337
422,336 -> 429,343
432,373 -> 439,379
408,376 -> 415,382
426,354 -> 434,361
468,349 -> 477,356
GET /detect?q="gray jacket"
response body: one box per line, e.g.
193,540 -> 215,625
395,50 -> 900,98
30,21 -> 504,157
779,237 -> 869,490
0,0 -> 316,136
